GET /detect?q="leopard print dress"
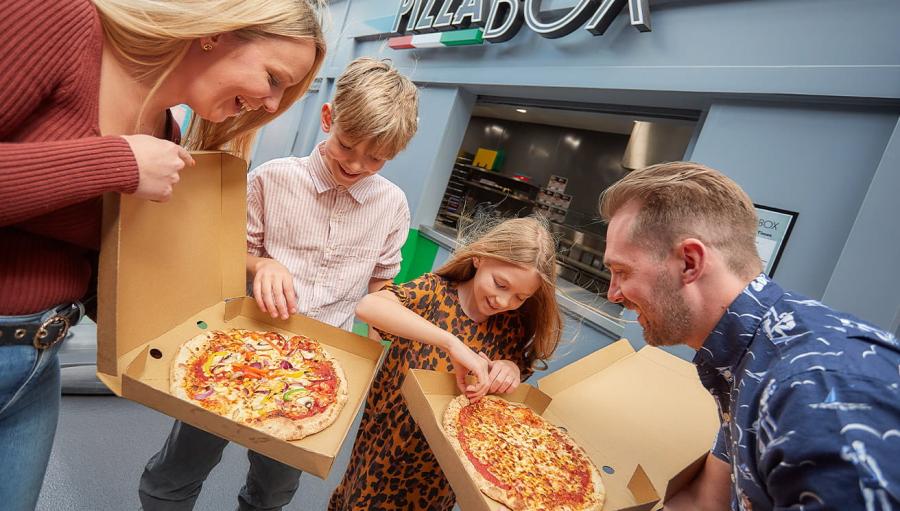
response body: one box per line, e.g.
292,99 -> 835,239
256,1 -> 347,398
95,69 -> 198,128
329,272 -> 533,511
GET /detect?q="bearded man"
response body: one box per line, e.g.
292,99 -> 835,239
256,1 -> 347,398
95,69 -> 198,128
600,162 -> 899,511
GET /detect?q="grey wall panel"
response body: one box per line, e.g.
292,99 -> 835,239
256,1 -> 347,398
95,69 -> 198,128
334,0 -> 900,103
823,117 -> 900,330
690,102 -> 896,300
250,95 -> 312,168
379,86 -> 477,227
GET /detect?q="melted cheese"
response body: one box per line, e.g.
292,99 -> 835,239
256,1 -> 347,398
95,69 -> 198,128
460,398 -> 598,510
187,330 -> 340,423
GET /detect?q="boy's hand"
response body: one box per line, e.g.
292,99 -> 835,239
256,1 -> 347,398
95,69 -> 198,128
251,257 -> 298,320
479,353 -> 521,395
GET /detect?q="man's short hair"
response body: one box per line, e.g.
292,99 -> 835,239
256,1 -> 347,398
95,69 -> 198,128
599,161 -> 762,278
331,57 -> 419,160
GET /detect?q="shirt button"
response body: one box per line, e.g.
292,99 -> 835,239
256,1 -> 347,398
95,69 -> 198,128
723,369 -> 732,380
723,412 -> 732,423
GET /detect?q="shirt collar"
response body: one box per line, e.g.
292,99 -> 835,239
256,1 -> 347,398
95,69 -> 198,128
693,274 -> 783,375
307,141 -> 375,204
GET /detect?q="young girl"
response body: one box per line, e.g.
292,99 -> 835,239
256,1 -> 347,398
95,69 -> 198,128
329,217 -> 562,511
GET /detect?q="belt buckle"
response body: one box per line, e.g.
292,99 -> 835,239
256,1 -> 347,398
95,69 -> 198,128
33,314 -> 70,350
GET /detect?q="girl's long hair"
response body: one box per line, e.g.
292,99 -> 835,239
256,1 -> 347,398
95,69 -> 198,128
436,216 -> 562,371
92,0 -> 328,160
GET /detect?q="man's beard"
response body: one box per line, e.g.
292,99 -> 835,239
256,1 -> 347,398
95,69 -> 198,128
640,270 -> 692,347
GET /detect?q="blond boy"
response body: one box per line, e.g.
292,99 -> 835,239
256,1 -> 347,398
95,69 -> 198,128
139,57 -> 419,511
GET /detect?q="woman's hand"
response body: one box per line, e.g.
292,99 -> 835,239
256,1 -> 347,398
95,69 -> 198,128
447,337 -> 490,402
124,134 -> 195,202
480,353 -> 521,395
251,257 -> 298,320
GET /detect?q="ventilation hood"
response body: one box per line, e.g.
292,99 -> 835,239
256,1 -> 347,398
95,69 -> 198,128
621,121 -> 696,170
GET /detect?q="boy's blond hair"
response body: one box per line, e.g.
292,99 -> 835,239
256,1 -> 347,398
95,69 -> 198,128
599,161 -> 762,279
436,217 -> 561,371
331,57 -> 418,160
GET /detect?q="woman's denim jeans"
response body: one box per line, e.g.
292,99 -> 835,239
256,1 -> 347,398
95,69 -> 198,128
0,307 -> 68,511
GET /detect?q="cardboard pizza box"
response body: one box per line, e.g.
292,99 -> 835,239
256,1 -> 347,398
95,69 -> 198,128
96,152 -> 386,478
401,339 -> 719,510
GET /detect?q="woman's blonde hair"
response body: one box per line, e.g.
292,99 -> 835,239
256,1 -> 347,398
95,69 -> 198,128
436,217 -> 562,371
92,0 -> 328,160
332,57 -> 419,160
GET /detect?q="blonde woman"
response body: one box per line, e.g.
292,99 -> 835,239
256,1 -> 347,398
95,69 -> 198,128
0,0 -> 326,509
331,217 -> 563,510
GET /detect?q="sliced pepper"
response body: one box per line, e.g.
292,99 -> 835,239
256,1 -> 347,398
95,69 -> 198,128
232,364 -> 268,378
202,351 -> 230,374
283,388 -> 310,401
260,336 -> 285,355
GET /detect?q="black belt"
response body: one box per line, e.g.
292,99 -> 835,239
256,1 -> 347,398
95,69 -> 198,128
0,303 -> 82,350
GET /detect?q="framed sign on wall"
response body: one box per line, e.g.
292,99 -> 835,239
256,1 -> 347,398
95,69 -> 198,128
754,204 -> 798,277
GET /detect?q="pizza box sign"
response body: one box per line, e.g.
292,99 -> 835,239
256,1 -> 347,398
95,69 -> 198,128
401,339 -> 718,510
96,152 -> 386,479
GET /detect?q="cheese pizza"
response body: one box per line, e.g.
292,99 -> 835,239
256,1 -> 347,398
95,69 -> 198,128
443,395 -> 605,511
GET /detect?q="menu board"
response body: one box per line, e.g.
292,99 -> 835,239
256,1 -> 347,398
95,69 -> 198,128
754,204 -> 798,277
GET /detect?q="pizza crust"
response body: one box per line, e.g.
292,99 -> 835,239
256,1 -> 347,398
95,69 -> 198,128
257,345 -> 349,441
586,465 -> 605,511
170,329 -> 349,442
443,395 -> 605,511
170,330 -> 216,402
445,396 -> 528,510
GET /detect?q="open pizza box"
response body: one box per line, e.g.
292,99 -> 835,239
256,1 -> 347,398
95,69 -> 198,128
401,339 -> 719,510
96,152 -> 386,479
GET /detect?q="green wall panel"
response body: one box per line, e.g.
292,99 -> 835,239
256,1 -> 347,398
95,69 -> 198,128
395,228 -> 440,283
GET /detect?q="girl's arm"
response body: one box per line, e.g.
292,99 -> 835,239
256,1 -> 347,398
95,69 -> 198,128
356,290 -> 491,400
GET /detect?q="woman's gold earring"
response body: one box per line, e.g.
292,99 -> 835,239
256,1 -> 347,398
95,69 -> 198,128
202,43 -> 213,51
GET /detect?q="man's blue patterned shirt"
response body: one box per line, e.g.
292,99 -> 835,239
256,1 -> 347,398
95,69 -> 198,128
693,274 -> 900,510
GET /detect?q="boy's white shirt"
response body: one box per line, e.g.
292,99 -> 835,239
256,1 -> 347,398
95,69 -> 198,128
246,141 -> 410,331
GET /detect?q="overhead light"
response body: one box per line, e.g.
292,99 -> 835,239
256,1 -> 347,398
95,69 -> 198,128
516,108 -> 527,113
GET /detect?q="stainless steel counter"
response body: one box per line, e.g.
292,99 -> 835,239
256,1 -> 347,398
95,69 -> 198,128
419,224 -> 625,338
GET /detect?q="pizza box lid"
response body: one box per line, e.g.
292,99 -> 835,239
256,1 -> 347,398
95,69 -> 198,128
400,339 -> 718,510
95,151 -> 386,478
97,151 -> 248,386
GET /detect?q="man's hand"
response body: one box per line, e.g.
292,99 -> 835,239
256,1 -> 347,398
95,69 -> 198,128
664,452 -> 731,511
250,257 -> 298,320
